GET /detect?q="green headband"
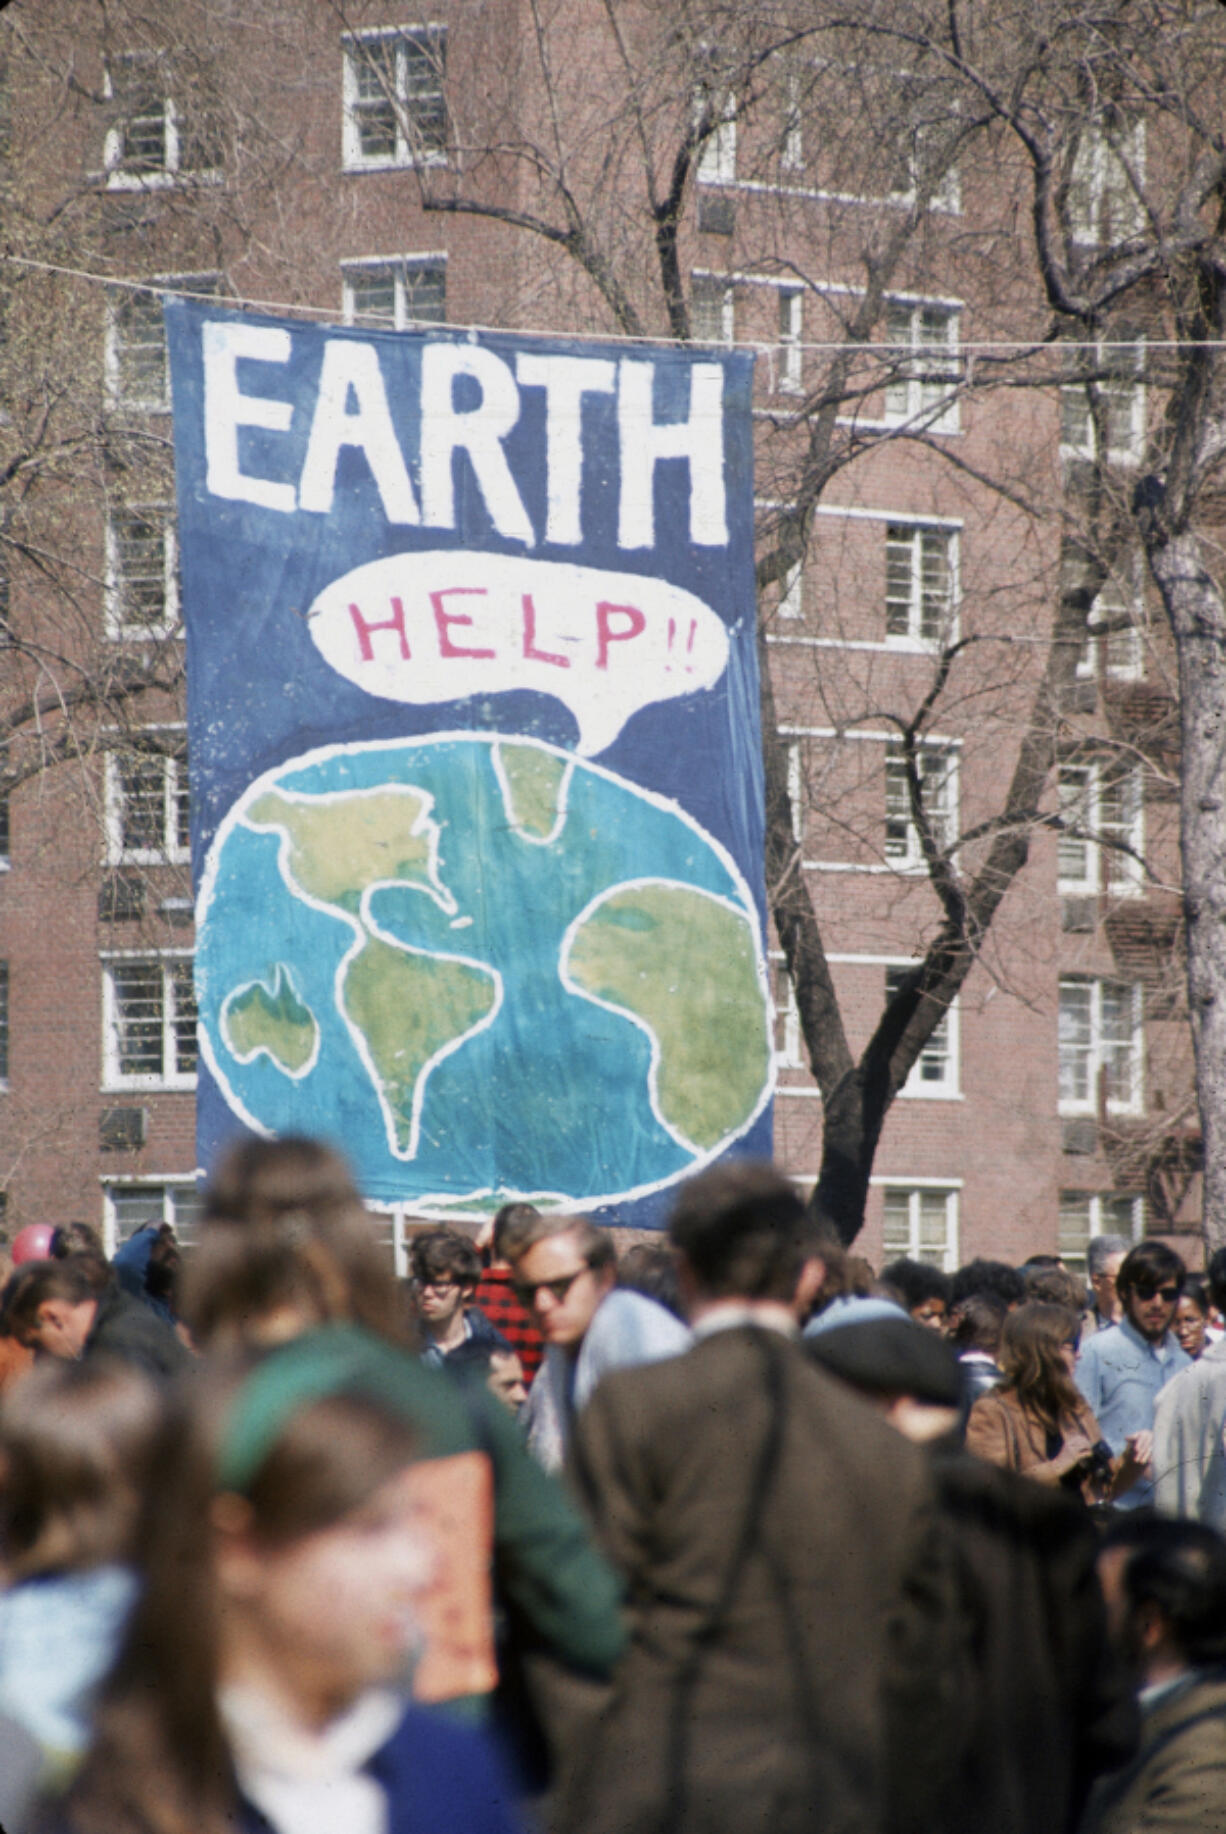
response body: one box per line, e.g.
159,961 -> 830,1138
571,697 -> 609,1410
215,1322 -> 423,1495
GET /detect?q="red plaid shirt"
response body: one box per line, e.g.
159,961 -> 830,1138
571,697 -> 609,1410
472,1265 -> 544,1382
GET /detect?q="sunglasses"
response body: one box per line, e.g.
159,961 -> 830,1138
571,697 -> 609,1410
1132,1283 -> 1181,1303
513,1266 -> 590,1307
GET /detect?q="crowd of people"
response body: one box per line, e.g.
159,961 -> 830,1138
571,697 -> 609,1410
0,1145 -> 1220,1832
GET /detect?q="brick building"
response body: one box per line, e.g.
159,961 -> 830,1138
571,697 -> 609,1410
0,2 -> 1200,1271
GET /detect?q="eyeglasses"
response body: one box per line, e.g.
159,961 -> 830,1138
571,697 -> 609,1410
1132,1283 -> 1181,1303
412,1278 -> 460,1294
513,1267 -> 590,1308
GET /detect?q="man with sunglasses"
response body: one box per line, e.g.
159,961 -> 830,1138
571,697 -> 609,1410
508,1215 -> 690,1472
1076,1241 -> 1192,1510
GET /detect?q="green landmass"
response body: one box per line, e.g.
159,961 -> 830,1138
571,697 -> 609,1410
223,966 -> 318,1075
247,787 -> 449,915
498,743 -> 568,840
343,935 -> 497,1153
567,883 -> 769,1150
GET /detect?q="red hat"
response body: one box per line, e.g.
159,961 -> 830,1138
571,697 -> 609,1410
11,1223 -> 57,1265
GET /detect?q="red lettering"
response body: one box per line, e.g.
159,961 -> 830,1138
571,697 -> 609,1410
521,593 -> 569,668
348,596 -> 411,662
595,600 -> 647,670
430,588 -> 496,660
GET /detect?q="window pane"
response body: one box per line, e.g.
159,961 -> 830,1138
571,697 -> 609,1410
171,961 -> 198,1076
404,31 -> 447,152
1059,981 -> 1093,1105
1058,767 -> 1091,883
113,510 -> 167,627
403,263 -> 446,324
111,963 -> 165,1075
1100,982 -> 1136,1106
918,532 -> 950,640
113,292 -> 167,404
917,1191 -> 947,1252
885,528 -> 915,636
882,1190 -> 912,1255
1058,1192 -> 1093,1268
121,756 -> 168,852
109,1185 -> 168,1241
349,269 -> 397,327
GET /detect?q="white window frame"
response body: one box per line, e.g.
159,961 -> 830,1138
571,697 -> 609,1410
877,1180 -> 959,1271
884,964 -> 960,1098
884,739 -> 957,869
1068,119 -> 1145,246
342,254 -> 447,327
885,522 -> 959,647
342,26 -> 448,172
102,951 -> 198,1092
1057,757 -> 1144,897
1058,1189 -> 1144,1273
694,79 -> 736,184
100,1177 -> 202,1255
1058,976 -> 1143,1116
102,51 -> 220,191
105,735 -> 190,867
778,288 -> 803,393
105,502 -> 178,640
1060,341 -> 1146,464
106,275 -> 219,412
884,299 -> 961,432
691,273 -> 735,345
1079,560 -> 1145,681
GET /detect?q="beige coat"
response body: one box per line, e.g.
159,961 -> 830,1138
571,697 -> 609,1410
967,1385 -> 1103,1486
1085,1670 -> 1226,1834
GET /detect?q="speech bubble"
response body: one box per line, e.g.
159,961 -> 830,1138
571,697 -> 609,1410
305,550 -> 730,757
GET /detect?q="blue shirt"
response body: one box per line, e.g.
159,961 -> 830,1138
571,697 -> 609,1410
1076,1316 -> 1191,1508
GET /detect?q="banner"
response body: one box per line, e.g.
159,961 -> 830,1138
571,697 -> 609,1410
165,300 -> 771,1228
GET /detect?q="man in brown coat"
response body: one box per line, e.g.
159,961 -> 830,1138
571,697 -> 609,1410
560,1162 -> 964,1834
1086,1516 -> 1226,1834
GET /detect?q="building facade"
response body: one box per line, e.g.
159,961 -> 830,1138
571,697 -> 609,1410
0,1 -> 1200,1270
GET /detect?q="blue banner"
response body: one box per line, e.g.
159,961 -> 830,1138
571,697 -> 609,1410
165,300 -> 771,1228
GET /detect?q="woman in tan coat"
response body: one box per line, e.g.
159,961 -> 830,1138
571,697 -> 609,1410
967,1302 -> 1145,1501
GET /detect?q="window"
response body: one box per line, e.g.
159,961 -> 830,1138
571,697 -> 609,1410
103,51 -> 219,188
1058,1190 -> 1143,1274
107,275 -> 219,410
106,504 -> 177,638
885,966 -> 959,1096
1068,120 -> 1145,246
887,125 -> 960,213
884,741 -> 955,865
343,257 -> 446,327
884,301 -> 960,431
342,28 -> 448,170
106,741 -> 190,865
778,560 -> 804,621
0,961 -> 9,1085
881,1185 -> 958,1270
780,71 -> 803,173
692,275 -> 734,344
693,77 -> 736,183
1080,561 -> 1144,680
103,956 -> 197,1089
778,289 -> 803,393
773,962 -> 804,1070
1058,977 -> 1142,1114
102,1179 -> 202,1252
1057,758 -> 1143,895
1060,341 -> 1145,462
885,524 -> 957,644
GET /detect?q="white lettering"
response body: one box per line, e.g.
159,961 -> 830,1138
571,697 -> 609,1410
515,352 -> 616,546
298,341 -> 420,524
202,322 -> 297,514
617,360 -> 728,549
420,345 -> 534,545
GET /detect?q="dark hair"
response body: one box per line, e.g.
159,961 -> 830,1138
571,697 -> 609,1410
491,1202 -> 542,1263
185,1137 -> 402,1347
669,1162 -> 816,1302
408,1228 -> 481,1290
1101,1516 -> 1226,1666
1178,1276 -> 1210,1318
881,1259 -> 951,1314
617,1244 -> 684,1319
949,1292 -> 1006,1356
998,1302 -> 1083,1431
1207,1248 -> 1226,1318
62,1354 -> 418,1834
4,1258 -> 110,1340
1116,1240 -> 1187,1301
52,1221 -> 107,1262
949,1259 -> 1025,1310
1022,1263 -> 1088,1311
0,1359 -> 162,1580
